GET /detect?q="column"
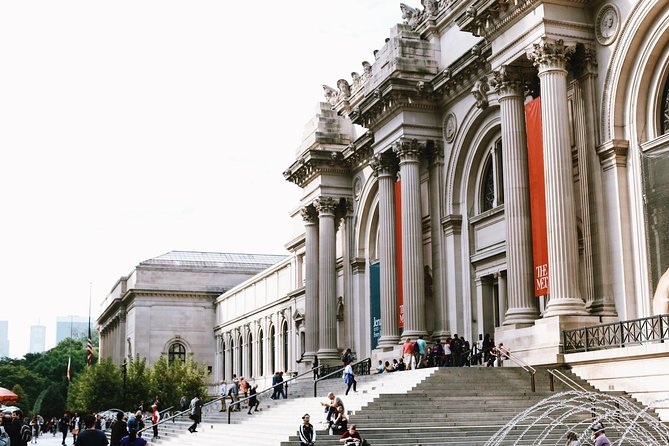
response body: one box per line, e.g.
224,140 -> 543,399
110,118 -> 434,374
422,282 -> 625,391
443,215 -> 464,336
428,142 -> 449,339
527,39 -> 588,316
371,152 -> 400,347
213,334 -> 221,383
315,196 -> 339,360
300,206 -> 319,362
490,65 -> 540,324
498,272 -> 507,326
393,138 -> 427,339
224,334 -> 232,380
118,311 -> 127,365
340,201 -> 356,352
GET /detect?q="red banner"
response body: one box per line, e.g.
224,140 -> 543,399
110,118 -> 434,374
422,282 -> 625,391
525,97 -> 550,296
395,180 -> 404,328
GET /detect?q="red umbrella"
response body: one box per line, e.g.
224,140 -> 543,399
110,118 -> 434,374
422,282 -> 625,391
0,387 -> 18,404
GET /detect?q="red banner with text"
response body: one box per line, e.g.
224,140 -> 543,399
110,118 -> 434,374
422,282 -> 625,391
525,97 -> 550,297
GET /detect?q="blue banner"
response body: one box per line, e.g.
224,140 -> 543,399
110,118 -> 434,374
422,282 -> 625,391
370,262 -> 381,350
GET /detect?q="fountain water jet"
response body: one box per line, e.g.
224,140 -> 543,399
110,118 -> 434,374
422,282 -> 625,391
484,391 -> 669,445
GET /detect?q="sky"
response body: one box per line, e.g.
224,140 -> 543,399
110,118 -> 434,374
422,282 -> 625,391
0,1 -> 404,358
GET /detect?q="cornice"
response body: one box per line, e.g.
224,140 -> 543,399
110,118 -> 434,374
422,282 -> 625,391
432,41 -> 492,105
596,139 -> 629,171
283,149 -> 350,188
350,78 -> 440,129
342,131 -> 375,171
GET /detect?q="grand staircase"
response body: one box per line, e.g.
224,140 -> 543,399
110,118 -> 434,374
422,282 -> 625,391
149,366 -> 665,446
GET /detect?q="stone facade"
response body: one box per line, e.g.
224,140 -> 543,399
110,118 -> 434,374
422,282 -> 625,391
97,251 -> 286,369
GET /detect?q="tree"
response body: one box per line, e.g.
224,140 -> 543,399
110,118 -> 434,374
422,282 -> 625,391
11,384 -> 31,416
0,363 -> 47,410
124,355 -> 150,411
148,356 -> 208,410
67,359 -> 122,413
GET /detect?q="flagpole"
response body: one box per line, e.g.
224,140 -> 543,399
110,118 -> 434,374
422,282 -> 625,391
87,282 -> 93,368
67,316 -> 72,385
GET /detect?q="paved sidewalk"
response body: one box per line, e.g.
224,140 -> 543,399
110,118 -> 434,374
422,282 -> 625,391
29,431 -> 78,446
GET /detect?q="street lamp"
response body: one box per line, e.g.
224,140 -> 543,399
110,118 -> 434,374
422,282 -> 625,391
122,359 -> 128,409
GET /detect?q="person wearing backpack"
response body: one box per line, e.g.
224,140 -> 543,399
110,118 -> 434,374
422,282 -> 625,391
6,409 -> 29,446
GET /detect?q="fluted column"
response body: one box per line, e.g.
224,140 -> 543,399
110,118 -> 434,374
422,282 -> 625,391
371,152 -> 400,347
224,334 -> 232,380
301,206 -> 319,362
527,39 -> 587,316
394,138 -> 427,339
498,272 -> 507,326
428,143 -> 449,339
118,311 -> 126,365
315,197 -> 339,360
490,66 -> 540,325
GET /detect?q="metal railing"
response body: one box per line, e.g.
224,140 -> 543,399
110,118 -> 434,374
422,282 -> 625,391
313,357 -> 371,397
498,347 -> 536,392
562,314 -> 669,354
227,366 -> 321,424
547,368 -> 588,392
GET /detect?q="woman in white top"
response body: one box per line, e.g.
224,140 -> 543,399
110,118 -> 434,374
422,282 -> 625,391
343,361 -> 357,395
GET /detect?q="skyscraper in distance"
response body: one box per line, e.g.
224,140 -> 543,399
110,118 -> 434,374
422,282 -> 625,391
56,316 -> 89,343
30,325 -> 46,353
0,321 -> 8,358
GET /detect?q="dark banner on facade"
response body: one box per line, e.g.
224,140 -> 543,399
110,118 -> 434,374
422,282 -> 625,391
395,180 -> 404,328
525,97 -> 550,296
369,262 -> 381,350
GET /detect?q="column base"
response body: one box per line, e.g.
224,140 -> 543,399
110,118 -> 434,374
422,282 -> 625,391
401,330 -> 428,341
377,335 -> 401,348
316,348 -> 341,362
431,330 -> 451,341
587,299 -> 618,317
544,297 -> 589,317
503,307 -> 540,326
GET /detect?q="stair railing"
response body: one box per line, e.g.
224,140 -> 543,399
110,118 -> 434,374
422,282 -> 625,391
313,357 -> 371,397
547,368 -> 588,392
227,366 -> 322,424
498,346 -> 536,392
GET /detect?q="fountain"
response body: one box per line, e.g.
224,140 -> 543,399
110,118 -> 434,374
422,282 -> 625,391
484,391 -> 669,445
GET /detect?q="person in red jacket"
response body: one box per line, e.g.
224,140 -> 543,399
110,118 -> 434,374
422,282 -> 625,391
150,405 -> 159,440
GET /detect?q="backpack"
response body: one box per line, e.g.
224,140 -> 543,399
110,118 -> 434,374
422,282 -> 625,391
412,341 -> 419,353
21,424 -> 32,443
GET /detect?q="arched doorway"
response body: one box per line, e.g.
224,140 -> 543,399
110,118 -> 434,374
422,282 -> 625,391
269,325 -> 276,373
282,321 -> 288,372
258,329 -> 264,376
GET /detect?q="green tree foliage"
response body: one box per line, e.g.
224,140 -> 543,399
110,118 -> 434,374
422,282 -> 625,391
24,338 -> 88,385
124,356 -> 150,411
11,384 -> 31,416
67,359 -> 122,413
148,356 -> 208,410
33,384 -> 66,419
0,363 -> 46,411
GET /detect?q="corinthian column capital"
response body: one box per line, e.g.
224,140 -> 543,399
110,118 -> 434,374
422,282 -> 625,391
392,138 -> 424,162
300,205 -> 318,224
370,151 -> 398,178
490,66 -> 525,99
526,38 -> 575,73
314,196 -> 338,216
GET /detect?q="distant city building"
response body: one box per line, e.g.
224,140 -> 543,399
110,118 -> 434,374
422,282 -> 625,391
0,321 -> 8,358
29,325 -> 46,353
56,316 -> 90,343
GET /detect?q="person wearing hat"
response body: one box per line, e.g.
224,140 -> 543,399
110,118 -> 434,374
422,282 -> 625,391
590,422 -> 611,446
297,414 -> 316,446
119,419 -> 146,446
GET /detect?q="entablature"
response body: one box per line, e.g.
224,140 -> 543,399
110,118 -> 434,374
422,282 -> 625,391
283,149 -> 350,188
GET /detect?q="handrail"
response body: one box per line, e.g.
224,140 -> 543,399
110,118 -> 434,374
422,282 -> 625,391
227,366 -> 322,424
547,368 -> 588,392
498,347 -> 536,392
137,398 -> 223,435
313,357 -> 371,397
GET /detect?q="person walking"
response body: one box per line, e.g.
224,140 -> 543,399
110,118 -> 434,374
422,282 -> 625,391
402,338 -> 415,370
297,414 -> 316,446
74,415 -> 108,446
313,355 -> 320,380
416,335 -> 427,369
187,395 -> 202,433
247,384 -> 260,414
218,380 -> 228,412
70,414 -> 80,445
343,361 -> 357,395
590,422 -> 611,446
228,378 -> 240,411
58,414 -> 70,446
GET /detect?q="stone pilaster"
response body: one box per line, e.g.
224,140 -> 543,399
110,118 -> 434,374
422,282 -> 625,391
315,196 -> 340,360
428,143 -> 449,339
393,138 -> 427,339
498,272 -> 507,326
301,206 -> 319,362
340,201 -> 355,352
527,39 -> 588,316
442,215 -> 464,336
118,310 -> 126,365
490,66 -> 539,325
371,152 -> 400,347
224,333 -> 232,380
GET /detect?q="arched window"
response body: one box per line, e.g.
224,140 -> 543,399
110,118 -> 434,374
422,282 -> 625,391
661,75 -> 669,134
168,342 -> 186,365
258,329 -> 264,376
237,334 -> 243,376
270,325 -> 276,373
248,332 -> 254,378
282,321 -> 289,372
479,139 -> 504,213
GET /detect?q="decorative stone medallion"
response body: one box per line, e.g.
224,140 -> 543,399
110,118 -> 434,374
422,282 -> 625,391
444,112 -> 457,143
595,4 -> 620,46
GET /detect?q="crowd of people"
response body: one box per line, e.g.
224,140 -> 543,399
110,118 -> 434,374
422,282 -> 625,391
374,334 -> 509,373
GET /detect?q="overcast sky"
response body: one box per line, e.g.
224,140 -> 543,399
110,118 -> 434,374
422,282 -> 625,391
0,1 -> 404,358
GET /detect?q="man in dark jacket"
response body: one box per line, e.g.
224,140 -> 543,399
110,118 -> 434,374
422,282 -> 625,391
58,413 -> 71,445
109,412 -> 127,446
6,410 -> 28,446
187,395 -> 202,433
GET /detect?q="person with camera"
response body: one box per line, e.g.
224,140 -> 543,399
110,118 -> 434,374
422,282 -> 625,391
339,424 -> 368,445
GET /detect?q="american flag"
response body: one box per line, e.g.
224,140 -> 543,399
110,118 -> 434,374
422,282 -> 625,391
87,326 -> 94,367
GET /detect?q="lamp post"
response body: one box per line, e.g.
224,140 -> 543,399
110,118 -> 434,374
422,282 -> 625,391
122,359 -> 127,409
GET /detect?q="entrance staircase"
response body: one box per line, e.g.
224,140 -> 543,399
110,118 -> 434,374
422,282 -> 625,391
150,366 -> 664,446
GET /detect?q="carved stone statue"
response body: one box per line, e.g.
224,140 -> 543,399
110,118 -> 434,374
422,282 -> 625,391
400,3 -> 421,28
323,84 -> 339,106
337,79 -> 351,98
362,61 -> 372,78
471,79 -> 489,109
351,72 -> 361,89
422,0 -> 439,16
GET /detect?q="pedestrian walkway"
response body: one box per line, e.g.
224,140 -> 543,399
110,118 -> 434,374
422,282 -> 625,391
26,431 -> 70,446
